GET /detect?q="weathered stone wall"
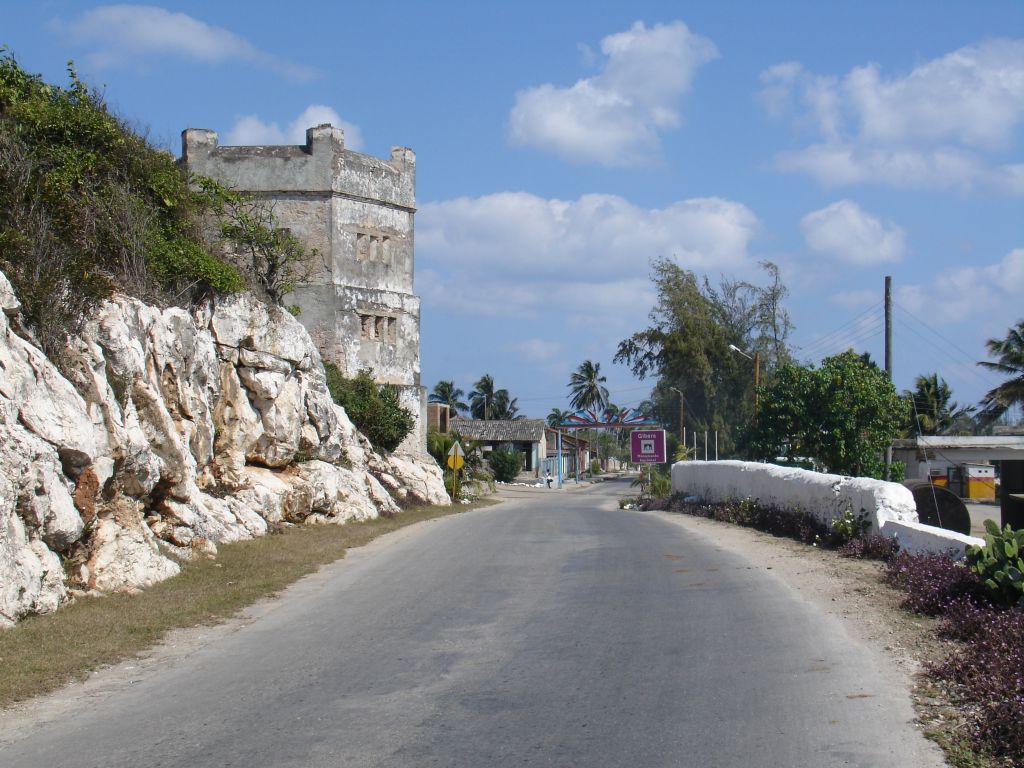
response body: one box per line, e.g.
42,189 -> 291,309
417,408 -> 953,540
181,125 -> 425,451
0,270 -> 448,628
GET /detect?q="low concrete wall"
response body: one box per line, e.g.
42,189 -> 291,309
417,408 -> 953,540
671,461 -> 917,531
671,460 -> 983,555
880,520 -> 984,559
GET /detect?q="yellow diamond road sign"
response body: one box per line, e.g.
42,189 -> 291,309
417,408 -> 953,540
446,442 -> 465,470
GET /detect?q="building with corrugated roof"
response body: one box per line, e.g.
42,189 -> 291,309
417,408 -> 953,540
448,417 -> 588,479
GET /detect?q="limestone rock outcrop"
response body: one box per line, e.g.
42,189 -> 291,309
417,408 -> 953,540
0,271 -> 448,627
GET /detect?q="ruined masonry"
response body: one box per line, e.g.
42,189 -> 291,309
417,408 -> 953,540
182,125 -> 426,451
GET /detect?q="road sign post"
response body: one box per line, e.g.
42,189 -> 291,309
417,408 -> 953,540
630,429 -> 666,465
446,443 -> 465,499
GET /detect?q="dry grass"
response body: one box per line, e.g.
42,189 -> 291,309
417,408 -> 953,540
0,500 -> 494,709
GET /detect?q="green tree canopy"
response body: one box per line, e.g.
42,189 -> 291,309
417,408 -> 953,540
468,374 -> 496,420
568,360 -> 609,411
0,53 -> 314,359
904,373 -> 975,435
429,380 -> 469,415
615,258 -> 792,455
468,374 -> 520,420
547,408 -> 570,428
488,389 -> 522,420
977,320 -> 1024,426
748,350 -> 909,478
488,447 -> 522,482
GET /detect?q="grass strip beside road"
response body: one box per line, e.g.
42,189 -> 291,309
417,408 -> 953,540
0,500 -> 494,709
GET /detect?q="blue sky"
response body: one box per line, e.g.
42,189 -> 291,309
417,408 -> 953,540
4,1 -> 1023,418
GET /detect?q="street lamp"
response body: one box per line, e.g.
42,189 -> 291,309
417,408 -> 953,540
728,344 -> 761,419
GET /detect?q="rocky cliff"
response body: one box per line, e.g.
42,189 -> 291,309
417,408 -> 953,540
0,271 -> 448,627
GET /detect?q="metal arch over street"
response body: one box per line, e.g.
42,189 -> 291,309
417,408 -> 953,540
559,408 -> 661,429
552,408 -> 662,489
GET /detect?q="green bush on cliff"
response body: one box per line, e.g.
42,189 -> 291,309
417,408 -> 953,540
0,52 -> 314,359
0,52 -> 238,352
324,364 -> 415,453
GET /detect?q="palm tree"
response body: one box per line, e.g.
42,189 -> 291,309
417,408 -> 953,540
429,380 -> 468,414
904,373 -> 975,435
469,374 -> 496,420
547,408 -> 570,428
490,389 -> 523,420
568,360 -> 610,411
568,361 -> 610,470
978,321 -> 1024,425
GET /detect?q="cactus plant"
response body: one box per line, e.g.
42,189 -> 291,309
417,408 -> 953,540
966,519 -> 1024,607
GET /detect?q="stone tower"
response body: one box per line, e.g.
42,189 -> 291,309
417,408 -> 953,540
182,125 -> 426,452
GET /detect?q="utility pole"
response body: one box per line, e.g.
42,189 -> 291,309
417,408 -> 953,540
884,275 -> 893,478
884,276 -> 893,379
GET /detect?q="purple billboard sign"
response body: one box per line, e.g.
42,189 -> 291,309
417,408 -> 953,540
630,429 -> 666,464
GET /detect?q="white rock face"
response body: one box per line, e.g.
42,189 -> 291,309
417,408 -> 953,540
0,271 -> 448,627
671,460 -> 918,532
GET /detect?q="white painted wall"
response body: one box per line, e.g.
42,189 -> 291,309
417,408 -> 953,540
879,520 -> 984,559
671,461 -> 917,531
671,460 -> 985,555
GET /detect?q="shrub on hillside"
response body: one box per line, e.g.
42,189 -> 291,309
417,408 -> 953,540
0,53 -> 316,360
0,54 -> 245,354
324,364 -> 414,453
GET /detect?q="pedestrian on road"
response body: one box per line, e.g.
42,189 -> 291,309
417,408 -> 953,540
545,470 -> 553,489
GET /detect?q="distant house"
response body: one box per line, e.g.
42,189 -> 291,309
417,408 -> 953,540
447,417 -> 588,480
892,435 -> 1024,500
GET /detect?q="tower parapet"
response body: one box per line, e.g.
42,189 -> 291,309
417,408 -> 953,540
182,124 -> 425,452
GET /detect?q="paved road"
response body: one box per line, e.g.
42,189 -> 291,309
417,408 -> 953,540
0,481 -> 943,767
965,501 -> 1000,537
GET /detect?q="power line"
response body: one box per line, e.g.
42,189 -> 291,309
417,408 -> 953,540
892,306 -> 1004,393
792,301 -> 880,350
794,304 -> 882,361
799,320 -> 884,362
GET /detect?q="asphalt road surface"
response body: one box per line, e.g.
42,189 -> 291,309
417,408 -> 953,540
0,480 -> 943,767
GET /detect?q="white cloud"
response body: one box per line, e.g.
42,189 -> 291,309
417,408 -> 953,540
983,248 -> 1024,295
51,4 -> 315,80
419,191 -> 758,284
417,191 -> 757,368
225,106 -> 363,149
508,20 -> 718,166
760,39 -> 1024,193
800,200 -> 905,265
505,339 -> 563,363
897,247 -> 1024,324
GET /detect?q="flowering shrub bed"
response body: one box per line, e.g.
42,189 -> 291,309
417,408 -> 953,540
932,604 -> 1024,759
882,551 -> 984,615
883,551 -> 1023,761
646,496 -> 829,545
836,533 -> 899,561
